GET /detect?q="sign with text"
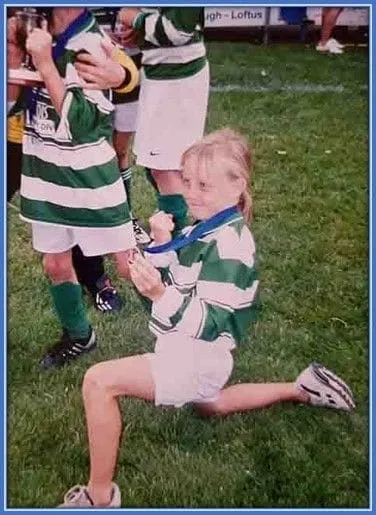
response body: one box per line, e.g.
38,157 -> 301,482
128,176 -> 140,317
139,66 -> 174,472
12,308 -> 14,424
205,7 -> 266,27
204,7 -> 369,28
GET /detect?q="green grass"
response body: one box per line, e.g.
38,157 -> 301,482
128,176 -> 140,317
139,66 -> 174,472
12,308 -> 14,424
7,43 -> 368,508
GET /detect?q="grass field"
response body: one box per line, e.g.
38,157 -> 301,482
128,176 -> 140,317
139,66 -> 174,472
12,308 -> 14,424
7,42 -> 368,508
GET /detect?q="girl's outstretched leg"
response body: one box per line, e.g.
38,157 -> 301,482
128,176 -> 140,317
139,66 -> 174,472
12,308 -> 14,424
196,363 -> 355,417
196,382 -> 304,417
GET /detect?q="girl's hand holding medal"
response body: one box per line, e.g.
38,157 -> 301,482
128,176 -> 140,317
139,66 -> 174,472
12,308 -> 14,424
128,249 -> 166,302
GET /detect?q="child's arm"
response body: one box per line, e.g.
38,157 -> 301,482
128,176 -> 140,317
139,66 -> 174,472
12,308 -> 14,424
7,16 -> 25,106
121,7 -> 203,46
26,28 -> 65,115
25,43 -> 113,143
26,28 -> 125,141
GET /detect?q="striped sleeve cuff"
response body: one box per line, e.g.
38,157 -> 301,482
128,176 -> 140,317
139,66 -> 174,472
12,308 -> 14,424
146,249 -> 177,269
151,286 -> 185,327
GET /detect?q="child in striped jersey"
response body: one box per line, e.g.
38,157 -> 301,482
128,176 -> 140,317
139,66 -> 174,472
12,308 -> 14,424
57,129 -> 355,508
118,7 -> 209,234
16,8 -> 139,369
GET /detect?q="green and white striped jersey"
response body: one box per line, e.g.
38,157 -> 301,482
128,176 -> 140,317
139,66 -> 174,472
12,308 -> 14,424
148,212 -> 259,347
20,12 -> 131,229
133,8 -> 207,80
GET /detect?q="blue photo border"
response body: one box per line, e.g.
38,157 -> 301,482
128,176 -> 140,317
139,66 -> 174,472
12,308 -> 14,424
1,1 -> 372,514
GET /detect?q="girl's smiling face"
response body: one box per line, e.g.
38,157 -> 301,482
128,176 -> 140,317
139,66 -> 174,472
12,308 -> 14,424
181,153 -> 244,220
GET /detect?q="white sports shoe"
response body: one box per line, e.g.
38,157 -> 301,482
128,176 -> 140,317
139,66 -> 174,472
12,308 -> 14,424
58,483 -> 121,508
329,38 -> 345,49
294,362 -> 355,412
329,37 -> 345,49
316,39 -> 344,54
133,218 -> 151,245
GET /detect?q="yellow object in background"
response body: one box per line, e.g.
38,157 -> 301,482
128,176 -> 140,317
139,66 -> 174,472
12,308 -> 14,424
8,112 -> 24,145
113,46 -> 139,94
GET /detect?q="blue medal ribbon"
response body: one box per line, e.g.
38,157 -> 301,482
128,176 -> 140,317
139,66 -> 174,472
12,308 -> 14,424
144,205 -> 240,255
52,9 -> 92,61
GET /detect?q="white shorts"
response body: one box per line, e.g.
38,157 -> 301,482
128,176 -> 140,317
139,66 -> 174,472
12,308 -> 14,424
113,101 -> 138,133
145,333 -> 233,408
134,64 -> 209,170
31,221 -> 136,257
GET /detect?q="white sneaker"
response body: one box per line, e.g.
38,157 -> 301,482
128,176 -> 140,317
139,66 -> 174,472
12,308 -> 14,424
316,39 -> 344,54
133,218 -> 151,245
58,483 -> 121,508
294,362 -> 355,411
329,37 -> 345,49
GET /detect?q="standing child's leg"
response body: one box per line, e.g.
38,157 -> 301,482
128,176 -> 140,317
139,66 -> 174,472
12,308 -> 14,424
320,7 -> 343,46
72,245 -> 123,313
120,165 -> 151,245
44,250 -> 90,339
113,129 -> 134,216
59,354 -> 155,508
72,245 -> 105,295
40,250 -> 96,369
316,7 -> 344,53
113,103 -> 151,245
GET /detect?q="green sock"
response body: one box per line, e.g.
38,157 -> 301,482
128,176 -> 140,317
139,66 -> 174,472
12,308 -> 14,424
144,169 -> 188,233
50,282 -> 91,340
120,167 -> 133,215
158,193 -> 188,234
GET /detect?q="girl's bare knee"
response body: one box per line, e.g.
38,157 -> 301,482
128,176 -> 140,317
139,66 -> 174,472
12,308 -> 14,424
84,355 -> 155,402
113,251 -> 132,279
83,363 -> 109,397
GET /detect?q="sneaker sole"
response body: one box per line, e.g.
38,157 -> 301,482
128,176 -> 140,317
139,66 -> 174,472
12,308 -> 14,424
316,47 -> 343,55
310,362 -> 355,410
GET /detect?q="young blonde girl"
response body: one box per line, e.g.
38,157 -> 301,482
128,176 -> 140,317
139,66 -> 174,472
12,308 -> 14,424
58,128 -> 355,508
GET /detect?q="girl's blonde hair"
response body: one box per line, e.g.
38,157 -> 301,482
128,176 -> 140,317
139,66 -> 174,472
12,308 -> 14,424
181,128 -> 253,222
